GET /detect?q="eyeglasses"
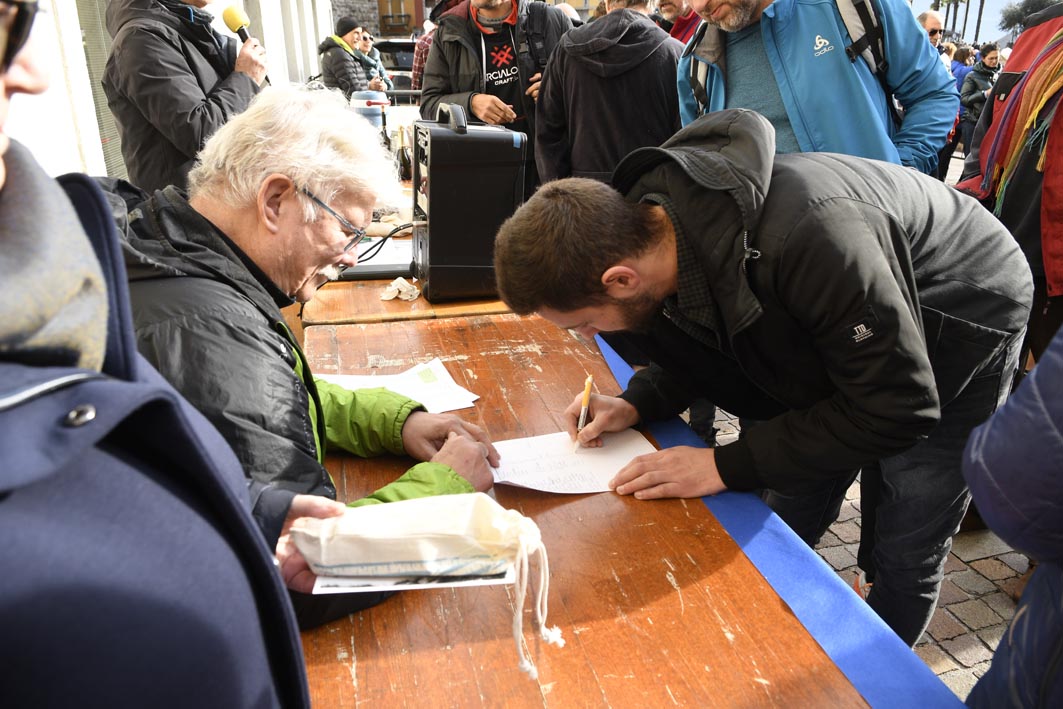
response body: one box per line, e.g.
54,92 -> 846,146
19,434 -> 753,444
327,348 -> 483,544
928,28 -> 942,37
300,186 -> 366,253
1,0 -> 37,73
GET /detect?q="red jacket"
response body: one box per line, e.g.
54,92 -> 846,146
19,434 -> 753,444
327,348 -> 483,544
956,6 -> 1063,295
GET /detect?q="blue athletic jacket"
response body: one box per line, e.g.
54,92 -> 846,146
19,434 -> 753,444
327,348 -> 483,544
677,0 -> 958,173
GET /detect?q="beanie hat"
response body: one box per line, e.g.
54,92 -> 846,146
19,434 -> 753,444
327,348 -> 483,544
336,16 -> 360,36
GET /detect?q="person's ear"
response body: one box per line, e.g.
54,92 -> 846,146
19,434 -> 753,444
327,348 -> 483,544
601,264 -> 641,298
258,174 -> 296,235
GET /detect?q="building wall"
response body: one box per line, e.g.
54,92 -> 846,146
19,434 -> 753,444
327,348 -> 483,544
9,0 -> 331,178
331,0 -> 385,35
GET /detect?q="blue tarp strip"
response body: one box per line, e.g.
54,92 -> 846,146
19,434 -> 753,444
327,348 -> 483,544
596,335 -> 960,707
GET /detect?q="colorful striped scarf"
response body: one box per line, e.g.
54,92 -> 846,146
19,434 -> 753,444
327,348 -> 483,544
986,28 -> 1063,215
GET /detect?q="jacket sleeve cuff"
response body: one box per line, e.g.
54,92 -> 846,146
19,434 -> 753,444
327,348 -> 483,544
391,398 -> 426,454
248,481 -> 298,550
713,440 -> 763,492
347,462 -> 475,508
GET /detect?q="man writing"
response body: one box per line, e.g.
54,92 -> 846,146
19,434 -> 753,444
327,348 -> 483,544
493,109 -> 1031,646
112,85 -> 498,627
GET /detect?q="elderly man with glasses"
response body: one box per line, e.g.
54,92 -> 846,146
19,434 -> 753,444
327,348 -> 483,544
110,84 -> 499,628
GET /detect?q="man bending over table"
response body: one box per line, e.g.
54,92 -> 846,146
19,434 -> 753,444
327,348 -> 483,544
493,109 -> 1031,647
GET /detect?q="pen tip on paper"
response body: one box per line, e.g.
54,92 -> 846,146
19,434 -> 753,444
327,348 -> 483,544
572,439 -> 580,453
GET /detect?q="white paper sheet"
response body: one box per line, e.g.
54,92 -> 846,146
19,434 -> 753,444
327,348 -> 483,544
491,428 -> 657,494
312,565 -> 515,594
317,358 -> 477,413
355,236 -> 412,266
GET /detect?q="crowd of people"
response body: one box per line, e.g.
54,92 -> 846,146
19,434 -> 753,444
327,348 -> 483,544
1,0 -> 1060,705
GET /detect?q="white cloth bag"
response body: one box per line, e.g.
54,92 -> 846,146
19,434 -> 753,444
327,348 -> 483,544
291,493 -> 564,677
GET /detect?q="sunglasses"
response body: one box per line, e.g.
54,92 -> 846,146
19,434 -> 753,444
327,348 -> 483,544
928,28 -> 942,37
1,0 -> 36,73
300,186 -> 367,253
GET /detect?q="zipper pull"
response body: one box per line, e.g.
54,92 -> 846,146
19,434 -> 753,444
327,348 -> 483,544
742,230 -> 761,272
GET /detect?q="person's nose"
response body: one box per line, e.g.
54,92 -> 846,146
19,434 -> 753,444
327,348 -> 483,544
3,38 -> 49,97
575,325 -> 599,339
339,248 -> 359,270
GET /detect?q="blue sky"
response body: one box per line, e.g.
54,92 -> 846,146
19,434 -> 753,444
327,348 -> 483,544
918,0 -> 1014,44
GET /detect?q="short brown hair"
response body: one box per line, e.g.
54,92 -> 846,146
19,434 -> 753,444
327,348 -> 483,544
494,178 -> 659,315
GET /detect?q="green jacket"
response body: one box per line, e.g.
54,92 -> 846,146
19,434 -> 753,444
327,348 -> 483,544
107,181 -> 471,545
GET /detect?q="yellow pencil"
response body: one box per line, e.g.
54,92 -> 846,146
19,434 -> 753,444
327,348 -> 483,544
574,374 -> 593,452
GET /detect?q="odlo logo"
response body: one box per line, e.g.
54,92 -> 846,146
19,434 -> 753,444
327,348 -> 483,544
814,35 -> 834,56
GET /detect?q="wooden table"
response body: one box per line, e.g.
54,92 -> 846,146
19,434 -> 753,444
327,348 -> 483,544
300,277 -> 509,326
300,314 -> 867,707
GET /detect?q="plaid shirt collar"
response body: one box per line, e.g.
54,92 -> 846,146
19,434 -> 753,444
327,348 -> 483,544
650,195 -> 725,351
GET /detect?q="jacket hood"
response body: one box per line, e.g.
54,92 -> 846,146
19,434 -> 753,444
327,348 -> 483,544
105,0 -> 185,37
564,10 -> 672,77
614,108 -> 773,234
613,110 -> 775,338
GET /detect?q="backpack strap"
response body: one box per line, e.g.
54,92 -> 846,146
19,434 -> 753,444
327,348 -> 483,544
838,0 -> 902,127
524,0 -> 549,71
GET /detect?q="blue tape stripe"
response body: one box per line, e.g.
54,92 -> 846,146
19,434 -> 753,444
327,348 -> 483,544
595,335 -> 960,708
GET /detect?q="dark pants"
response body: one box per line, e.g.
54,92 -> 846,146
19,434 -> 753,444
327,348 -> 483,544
762,331 -> 1023,646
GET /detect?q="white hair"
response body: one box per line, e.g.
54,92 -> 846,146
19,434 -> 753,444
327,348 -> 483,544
187,84 -> 401,220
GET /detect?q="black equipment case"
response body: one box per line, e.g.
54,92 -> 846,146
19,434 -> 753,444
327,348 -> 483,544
412,104 -> 526,302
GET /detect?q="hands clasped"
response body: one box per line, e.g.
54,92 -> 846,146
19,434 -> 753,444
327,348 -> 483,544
470,93 -> 517,125
402,411 -> 499,491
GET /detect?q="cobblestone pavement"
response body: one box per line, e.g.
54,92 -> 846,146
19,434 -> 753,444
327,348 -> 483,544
713,403 -> 1026,703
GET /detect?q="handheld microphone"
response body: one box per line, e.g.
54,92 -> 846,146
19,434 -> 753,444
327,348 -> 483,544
222,6 -> 251,42
223,6 -> 270,85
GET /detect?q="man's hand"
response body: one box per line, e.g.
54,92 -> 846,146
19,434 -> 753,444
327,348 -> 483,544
234,37 -> 269,85
565,394 -> 640,448
431,432 -> 495,491
401,410 -> 500,466
610,447 -> 726,500
525,72 -> 543,102
470,93 -> 517,124
275,494 -> 347,593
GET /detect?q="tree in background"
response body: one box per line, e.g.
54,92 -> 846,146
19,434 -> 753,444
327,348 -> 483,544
1000,0 -> 1060,33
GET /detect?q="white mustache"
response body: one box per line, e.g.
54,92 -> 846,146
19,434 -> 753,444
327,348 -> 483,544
319,264 -> 343,282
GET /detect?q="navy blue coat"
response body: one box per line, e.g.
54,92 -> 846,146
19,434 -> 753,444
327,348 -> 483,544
0,172 -> 309,707
964,326 -> 1063,708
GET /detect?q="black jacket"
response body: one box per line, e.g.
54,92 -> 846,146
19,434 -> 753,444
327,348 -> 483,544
0,143 -> 307,707
615,110 -> 1032,492
420,0 -> 570,133
102,0 -> 260,192
318,35 -> 372,98
535,9 -> 683,183
960,60 -> 997,125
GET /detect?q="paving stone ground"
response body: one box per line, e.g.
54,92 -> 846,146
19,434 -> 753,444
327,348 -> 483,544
713,381 -> 1025,702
